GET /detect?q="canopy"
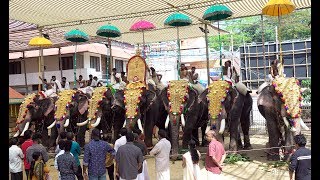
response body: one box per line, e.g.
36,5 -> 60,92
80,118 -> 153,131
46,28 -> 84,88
9,0 -> 310,52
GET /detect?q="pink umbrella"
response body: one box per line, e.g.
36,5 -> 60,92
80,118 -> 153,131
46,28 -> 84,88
130,20 -> 156,57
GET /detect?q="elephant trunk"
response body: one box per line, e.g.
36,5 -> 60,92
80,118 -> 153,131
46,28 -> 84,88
169,114 -> 180,161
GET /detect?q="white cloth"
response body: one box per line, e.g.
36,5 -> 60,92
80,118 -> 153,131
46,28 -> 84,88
206,170 -> 221,179
112,81 -> 126,90
63,82 -> 70,90
114,136 -> 127,153
52,79 -> 62,92
149,138 -> 171,172
54,150 -> 73,180
90,79 -> 98,87
137,160 -> 150,180
9,145 -> 24,173
183,151 -> 201,180
156,168 -> 170,180
45,88 -> 58,98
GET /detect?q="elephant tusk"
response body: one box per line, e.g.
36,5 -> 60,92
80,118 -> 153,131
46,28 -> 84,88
21,122 -> 30,136
47,120 -> 56,129
64,119 -> 70,127
137,119 -> 144,133
181,114 -> 185,127
91,117 -> 101,128
205,125 -> 211,134
123,121 -> 126,128
165,115 -> 170,129
282,117 -> 290,129
299,118 -> 309,130
13,130 -> 20,137
219,119 -> 226,134
77,120 -> 89,127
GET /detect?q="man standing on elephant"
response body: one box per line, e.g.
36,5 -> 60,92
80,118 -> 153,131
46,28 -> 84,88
205,130 -> 226,179
289,134 -> 311,180
149,129 -> 171,180
51,75 -> 62,93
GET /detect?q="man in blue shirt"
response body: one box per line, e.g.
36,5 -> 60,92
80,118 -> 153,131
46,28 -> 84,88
67,132 -> 83,180
289,134 -> 311,180
83,128 -> 116,180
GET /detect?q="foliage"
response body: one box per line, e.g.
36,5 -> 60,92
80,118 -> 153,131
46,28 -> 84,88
267,161 -> 288,168
301,79 -> 311,104
208,9 -> 311,50
223,153 -> 251,164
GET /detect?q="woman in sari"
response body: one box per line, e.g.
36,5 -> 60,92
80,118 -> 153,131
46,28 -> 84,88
182,140 -> 201,180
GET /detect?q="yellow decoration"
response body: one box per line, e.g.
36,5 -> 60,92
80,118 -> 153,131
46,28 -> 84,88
88,86 -> 107,119
272,77 -> 301,118
207,80 -> 230,120
167,80 -> 189,114
124,81 -> 146,118
127,55 -> 147,84
16,93 -> 37,124
262,0 -> 295,16
29,37 -> 53,47
54,90 -> 76,120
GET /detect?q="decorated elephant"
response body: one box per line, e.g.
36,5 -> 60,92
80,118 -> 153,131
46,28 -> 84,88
257,77 -> 309,160
159,80 -> 204,160
14,92 -> 58,149
198,80 -> 253,152
54,90 -> 89,146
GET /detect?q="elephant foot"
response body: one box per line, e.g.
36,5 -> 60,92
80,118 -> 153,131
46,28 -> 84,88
267,153 -> 280,161
243,144 -> 252,150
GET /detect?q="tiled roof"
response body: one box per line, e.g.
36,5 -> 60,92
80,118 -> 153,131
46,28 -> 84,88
9,87 -> 24,99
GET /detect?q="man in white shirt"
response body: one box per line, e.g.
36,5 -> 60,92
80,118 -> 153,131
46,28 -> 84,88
110,68 -> 118,85
51,75 -> 62,93
61,77 -> 70,90
9,137 -> 24,180
112,74 -> 126,90
114,128 -> 128,152
150,129 -> 171,180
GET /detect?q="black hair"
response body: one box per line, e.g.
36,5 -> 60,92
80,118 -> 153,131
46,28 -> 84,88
64,140 -> 72,151
133,133 -> 139,141
112,68 -> 117,71
79,75 -> 83,78
32,133 -> 42,141
191,66 -> 196,69
150,67 -> 155,71
126,132 -> 134,142
121,72 -> 125,75
60,131 -> 67,139
43,79 -> 47,82
30,151 -> 42,178
52,76 -> 56,78
58,139 -> 66,150
24,130 -> 33,140
158,129 -> 167,139
189,139 -> 200,164
135,129 -> 142,136
102,134 -> 112,143
9,137 -> 19,147
89,74 -> 93,77
91,128 -> 101,140
66,132 -> 74,141
62,77 -> 66,80
294,134 -> 307,147
120,128 -> 128,136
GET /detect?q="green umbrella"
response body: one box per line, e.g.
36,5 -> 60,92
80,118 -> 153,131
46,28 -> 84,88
96,24 -> 121,86
65,29 -> 89,87
164,13 -> 192,80
203,5 -> 232,80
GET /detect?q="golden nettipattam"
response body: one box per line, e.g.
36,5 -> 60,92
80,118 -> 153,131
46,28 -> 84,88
16,93 -> 37,124
88,86 -> 108,120
54,90 -> 76,120
124,81 -> 146,119
167,80 -> 189,115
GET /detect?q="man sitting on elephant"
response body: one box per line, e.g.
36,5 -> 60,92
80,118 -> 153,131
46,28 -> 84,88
112,74 -> 126,90
189,66 -> 205,94
150,67 -> 165,91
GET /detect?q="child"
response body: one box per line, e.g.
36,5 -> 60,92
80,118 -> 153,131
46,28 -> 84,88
29,152 -> 50,180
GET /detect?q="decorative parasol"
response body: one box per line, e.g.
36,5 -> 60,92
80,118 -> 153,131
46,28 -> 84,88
203,5 -> 232,80
97,24 -> 121,86
130,20 -> 155,59
164,13 -> 192,80
262,0 -> 296,77
65,29 -> 89,87
29,36 -> 53,91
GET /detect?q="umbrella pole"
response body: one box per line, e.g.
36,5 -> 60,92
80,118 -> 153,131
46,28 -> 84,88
38,49 -> 41,92
204,23 -> 210,86
107,38 -> 111,86
73,43 -> 77,88
218,21 -> 223,80
261,15 -> 267,81
177,26 -> 181,80
278,14 -> 284,77
142,30 -> 146,59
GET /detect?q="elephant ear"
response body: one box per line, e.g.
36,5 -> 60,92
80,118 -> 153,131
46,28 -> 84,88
198,88 -> 209,104
141,89 -> 157,113
159,87 -> 169,110
184,87 -> 198,112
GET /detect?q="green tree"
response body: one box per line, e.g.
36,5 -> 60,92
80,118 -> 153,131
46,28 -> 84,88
208,8 -> 311,50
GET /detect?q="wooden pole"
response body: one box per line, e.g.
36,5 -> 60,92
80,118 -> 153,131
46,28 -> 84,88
204,23 -> 210,86
261,15 -> 267,81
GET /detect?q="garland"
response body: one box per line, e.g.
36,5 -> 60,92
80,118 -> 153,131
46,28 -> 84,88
16,93 -> 37,124
272,77 -> 302,120
124,81 -> 146,119
167,80 -> 189,125
54,90 -> 76,121
87,86 -> 108,120
207,80 -> 230,123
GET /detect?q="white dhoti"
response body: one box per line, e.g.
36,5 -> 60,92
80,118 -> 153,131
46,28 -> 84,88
156,168 -> 170,180
45,89 -> 57,98
206,170 -> 221,180
137,160 -> 150,180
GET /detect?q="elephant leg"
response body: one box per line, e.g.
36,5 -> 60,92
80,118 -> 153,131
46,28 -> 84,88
201,124 -> 209,146
76,126 -> 87,148
182,126 -> 193,149
240,109 -> 252,150
229,115 -> 241,152
41,126 -> 49,148
282,127 -> 295,161
143,114 -> 154,148
192,128 -> 200,146
237,128 -> 243,150
49,126 -> 58,150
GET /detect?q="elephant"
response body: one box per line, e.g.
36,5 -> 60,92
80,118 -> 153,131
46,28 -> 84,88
159,80 -> 203,160
198,80 -> 253,152
14,92 -> 58,149
257,78 -> 309,160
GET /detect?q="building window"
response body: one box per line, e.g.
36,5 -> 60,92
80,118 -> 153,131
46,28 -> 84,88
90,56 -> 100,72
115,59 -> 123,72
9,61 -> 21,74
61,56 -> 73,70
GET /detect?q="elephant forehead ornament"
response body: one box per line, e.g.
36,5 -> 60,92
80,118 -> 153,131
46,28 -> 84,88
207,80 -> 230,123
272,77 -> 302,119
124,81 -> 146,120
16,93 -> 37,125
87,86 -> 108,124
54,90 -> 76,121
